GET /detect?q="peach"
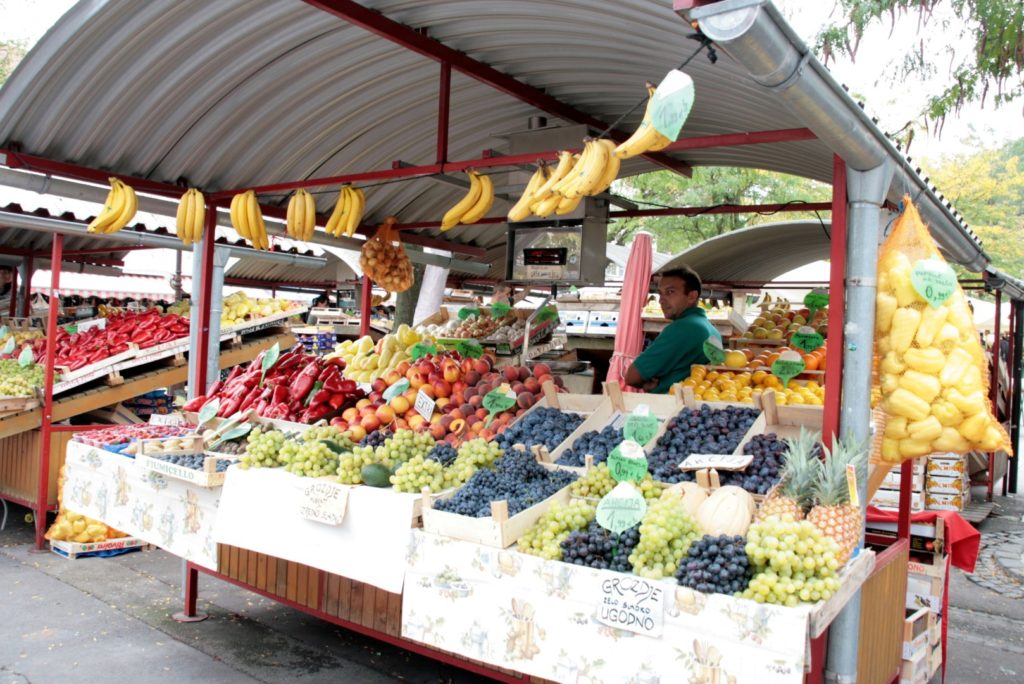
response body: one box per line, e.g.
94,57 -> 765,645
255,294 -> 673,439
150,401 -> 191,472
511,382 -> 526,395
459,403 -> 474,417
407,369 -> 427,389
480,428 -> 495,441
463,370 -> 481,387
342,407 -> 360,423
460,358 -> 475,375
331,419 -> 349,431
552,375 -> 564,388
384,369 -> 403,385
403,388 -> 419,403
371,378 -> 388,394
395,418 -> 409,430
419,384 -> 436,399
443,364 -> 461,384
368,391 -> 383,404
472,357 -> 491,374
433,380 -> 452,398
531,363 -> 551,378
517,366 -> 530,382
448,418 -> 466,435
440,415 -> 455,430
408,414 -> 427,431
435,397 -> 450,410
347,425 -> 367,442
523,378 -> 540,394
356,398 -> 371,410
537,375 -> 555,387
429,422 -> 446,440
516,392 -> 535,410
360,414 -> 381,431
375,405 -> 396,425
390,395 -> 411,414
503,366 -> 520,382
465,414 -> 481,428
417,360 -> 436,376
475,407 -> 489,421
396,361 -> 411,376
449,409 -> 465,421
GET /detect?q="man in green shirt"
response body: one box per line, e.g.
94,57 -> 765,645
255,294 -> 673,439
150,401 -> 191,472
625,266 -> 720,393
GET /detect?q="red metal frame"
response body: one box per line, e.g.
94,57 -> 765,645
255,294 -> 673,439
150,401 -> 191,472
821,156 -> 847,446
2,148 -> 186,199
22,255 -> 32,315
358,275 -> 372,337
35,233 -> 62,549
611,201 -> 831,220
7,266 -> 16,318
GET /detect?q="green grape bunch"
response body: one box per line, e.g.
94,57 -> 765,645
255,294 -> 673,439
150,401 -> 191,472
0,359 -> 45,397
740,516 -> 841,606
517,500 -> 596,560
629,497 -> 702,579
390,455 -> 445,493
238,428 -> 288,469
569,463 -> 662,501
443,438 -> 503,488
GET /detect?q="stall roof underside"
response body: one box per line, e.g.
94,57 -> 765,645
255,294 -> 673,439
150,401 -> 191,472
0,0 -> 1011,285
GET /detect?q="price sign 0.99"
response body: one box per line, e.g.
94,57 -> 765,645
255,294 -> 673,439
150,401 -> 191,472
702,336 -> 725,365
911,257 -> 956,308
790,327 -> 825,354
607,440 -> 648,483
771,350 -> 806,387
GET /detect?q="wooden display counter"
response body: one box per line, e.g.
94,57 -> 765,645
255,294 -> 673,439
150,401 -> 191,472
0,430 -> 73,509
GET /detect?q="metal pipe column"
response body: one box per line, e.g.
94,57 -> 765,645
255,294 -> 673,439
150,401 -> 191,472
35,235 -> 62,549
989,289 -> 1002,501
1009,300 -> 1023,493
825,160 -> 894,684
204,247 -> 230,391
359,276 -> 372,337
8,266 -> 17,318
21,256 -> 33,317
822,156 -> 847,444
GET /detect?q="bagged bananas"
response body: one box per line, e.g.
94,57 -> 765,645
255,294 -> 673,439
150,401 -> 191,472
359,217 -> 414,292
875,197 -> 1011,464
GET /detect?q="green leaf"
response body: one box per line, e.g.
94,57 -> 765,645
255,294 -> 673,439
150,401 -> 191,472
458,307 -> 481,320
650,70 -> 695,142
490,302 -> 512,318
534,306 -> 558,324
17,345 -> 33,367
260,342 -> 280,384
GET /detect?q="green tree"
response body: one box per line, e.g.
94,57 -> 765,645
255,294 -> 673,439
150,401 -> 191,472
0,38 -> 26,85
609,167 -> 831,253
816,1 -> 1023,124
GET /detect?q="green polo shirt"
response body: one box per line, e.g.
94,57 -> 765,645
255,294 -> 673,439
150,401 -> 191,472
632,307 -> 720,393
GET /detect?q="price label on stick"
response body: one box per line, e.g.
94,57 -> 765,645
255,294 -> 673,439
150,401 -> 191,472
596,482 -> 648,534
414,389 -> 436,421
17,346 -> 34,367
535,306 -> 559,324
771,350 -> 806,387
458,307 -> 481,320
299,480 -> 349,526
607,440 -> 648,483
2,337 -> 15,356
649,70 -> 695,142
911,257 -> 956,308
623,408 -> 659,447
457,339 -> 483,359
804,288 -> 829,318
490,302 -> 511,319
679,453 -> 754,472
790,327 -> 825,354
260,342 -> 280,384
702,336 -> 725,365
0,326 -> 7,339
197,398 -> 220,425
408,342 -> 436,361
483,386 -> 517,427
382,379 -> 410,402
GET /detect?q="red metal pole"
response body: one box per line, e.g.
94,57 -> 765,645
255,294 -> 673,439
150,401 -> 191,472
897,460 -> 913,540
359,276 -> 372,337
194,205 -> 218,395
1004,303 -> 1016,496
989,288 -> 1002,502
7,266 -> 16,318
821,156 -> 847,447
22,255 -> 33,316
35,234 -> 62,549
437,61 -> 451,164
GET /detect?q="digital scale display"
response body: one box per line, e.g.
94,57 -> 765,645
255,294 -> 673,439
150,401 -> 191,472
523,247 -> 568,266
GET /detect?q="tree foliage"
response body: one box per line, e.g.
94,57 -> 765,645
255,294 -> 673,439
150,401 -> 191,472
608,167 -> 831,254
0,38 -> 26,85
816,1 -> 1024,125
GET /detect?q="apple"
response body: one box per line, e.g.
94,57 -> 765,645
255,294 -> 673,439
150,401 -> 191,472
371,378 -> 388,394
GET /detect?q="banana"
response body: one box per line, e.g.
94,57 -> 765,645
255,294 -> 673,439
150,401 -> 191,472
325,186 -> 349,237
109,179 -> 137,233
244,191 -> 266,250
552,143 -> 590,197
189,189 -> 206,244
344,186 -> 365,237
507,164 -> 548,222
532,150 -> 574,203
614,83 -> 671,159
175,190 -> 191,243
459,172 -> 494,224
182,189 -> 196,245
230,192 -> 251,242
302,188 -> 316,240
441,171 -> 482,230
286,190 -> 303,239
86,179 -> 122,234
575,137 -> 611,197
555,194 -> 584,215
591,139 -> 621,194
533,191 -> 562,218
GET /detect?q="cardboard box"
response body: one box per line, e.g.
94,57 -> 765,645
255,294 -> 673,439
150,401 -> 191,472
927,455 -> 966,478
881,468 -> 926,492
906,567 -> 944,612
585,311 -> 618,336
559,310 -> 588,335
926,474 -> 968,495
926,491 -> 965,511
871,488 -> 924,512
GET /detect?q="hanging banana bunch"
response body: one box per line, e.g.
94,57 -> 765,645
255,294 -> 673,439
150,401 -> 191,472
325,185 -> 366,238
230,190 -> 269,250
286,188 -> 316,241
441,170 -> 494,231
175,188 -> 206,246
614,83 -> 671,159
507,162 -> 549,222
86,177 -> 138,234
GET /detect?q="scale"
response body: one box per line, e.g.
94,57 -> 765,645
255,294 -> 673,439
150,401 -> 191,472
505,223 -> 606,285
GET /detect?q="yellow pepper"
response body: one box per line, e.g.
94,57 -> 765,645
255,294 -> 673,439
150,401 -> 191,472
890,307 -> 922,353
880,352 -> 906,376
914,304 -> 948,347
907,415 -> 943,441
899,370 -> 942,403
947,303 -> 974,337
960,365 -> 983,393
944,388 -> 987,416
979,425 -> 1005,451
884,416 -> 909,439
934,323 -> 960,351
899,437 -> 933,458
881,437 -> 902,463
939,347 -> 973,387
958,412 -> 989,442
931,400 -> 964,427
887,388 -> 931,421
904,347 -> 946,374
892,265 -> 922,307
877,336 -> 892,356
881,373 -> 900,395
876,292 -> 898,334
933,427 -> 970,452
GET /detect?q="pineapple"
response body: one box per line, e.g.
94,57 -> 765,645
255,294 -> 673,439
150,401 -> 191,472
755,428 -> 821,522
807,434 -> 868,566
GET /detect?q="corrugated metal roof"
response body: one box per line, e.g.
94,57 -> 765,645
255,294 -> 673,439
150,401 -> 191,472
226,245 -> 359,284
659,220 -> 831,284
0,0 -> 979,267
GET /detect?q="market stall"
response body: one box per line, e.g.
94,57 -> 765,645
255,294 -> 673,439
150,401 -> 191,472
2,1 -> 1022,682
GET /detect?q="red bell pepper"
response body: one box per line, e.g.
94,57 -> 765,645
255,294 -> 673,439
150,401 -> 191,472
308,387 -> 330,407
328,393 -> 347,410
289,362 -> 320,402
183,395 -> 207,412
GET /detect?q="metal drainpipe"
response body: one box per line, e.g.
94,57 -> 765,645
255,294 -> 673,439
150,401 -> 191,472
205,247 -> 229,389
825,160 -> 894,683
187,247 -> 203,399
1009,300 -> 1023,494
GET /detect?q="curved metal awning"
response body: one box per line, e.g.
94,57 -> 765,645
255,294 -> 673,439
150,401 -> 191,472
0,0 -> 990,272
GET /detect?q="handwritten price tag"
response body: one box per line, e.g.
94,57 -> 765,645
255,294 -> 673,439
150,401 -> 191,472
679,453 -> 754,472
911,257 -> 956,308
623,412 -> 659,447
790,327 -> 825,354
772,350 -> 806,387
414,389 -> 436,421
483,386 -> 516,414
596,482 -> 648,535
456,339 -> 483,359
649,69 -> 695,142
17,346 -> 33,367
595,571 -> 665,637
702,336 -> 725,365
299,480 -> 349,526
2,337 -> 15,356
804,288 -> 829,318
607,440 -> 648,483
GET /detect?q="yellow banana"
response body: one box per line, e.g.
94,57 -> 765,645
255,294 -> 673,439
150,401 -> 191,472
441,171 -> 482,230
553,142 -> 592,196
592,139 -> 621,194
189,189 -> 205,244
532,150 -> 574,202
344,186 -> 365,237
175,190 -> 191,244
286,189 -> 304,239
555,194 -> 583,215
245,191 -> 266,250
302,188 -> 316,240
533,192 -> 562,218
459,172 -> 494,224
230,192 -> 250,242
614,83 -> 668,159
182,188 -> 196,245
87,179 -> 123,234
565,139 -> 609,198
325,186 -> 349,237
109,179 -> 137,233
507,164 -> 548,222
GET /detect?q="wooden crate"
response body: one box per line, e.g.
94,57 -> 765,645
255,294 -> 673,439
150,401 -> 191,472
857,543 -> 909,684
420,485 -> 571,548
0,430 -> 73,507
733,389 -> 824,450
0,395 -> 40,418
136,453 -> 229,488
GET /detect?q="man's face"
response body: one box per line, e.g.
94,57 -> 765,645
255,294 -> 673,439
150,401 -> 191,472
657,275 -> 697,320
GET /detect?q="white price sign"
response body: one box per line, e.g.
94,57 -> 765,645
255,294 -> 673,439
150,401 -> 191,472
414,389 -> 436,421
149,412 -> 185,426
299,481 -> 349,526
596,575 -> 666,637
678,453 -> 753,472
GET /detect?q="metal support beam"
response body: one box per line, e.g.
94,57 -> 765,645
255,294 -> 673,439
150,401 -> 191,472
303,0 -> 692,178
194,206 -> 219,396
35,233 -> 62,549
7,266 -> 16,318
610,202 -> 832,219
825,159 -> 894,684
822,156 -> 846,446
22,255 -> 32,317
437,61 -> 451,164
359,276 -> 372,337
989,288 -> 1002,502
1009,300 -> 1023,493
1,147 -> 186,199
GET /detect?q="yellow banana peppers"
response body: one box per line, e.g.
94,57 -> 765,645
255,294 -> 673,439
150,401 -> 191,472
898,370 -> 942,403
890,307 -> 922,353
914,304 -> 948,347
939,347 -> 973,387
887,388 -> 931,422
876,292 -> 898,334
904,347 -> 946,374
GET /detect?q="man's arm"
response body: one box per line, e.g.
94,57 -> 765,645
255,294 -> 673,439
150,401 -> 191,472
625,362 -> 660,391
